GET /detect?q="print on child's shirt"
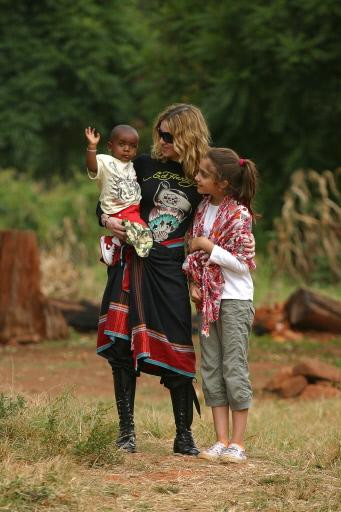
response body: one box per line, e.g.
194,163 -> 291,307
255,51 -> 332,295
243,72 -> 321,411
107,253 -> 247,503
108,161 -> 140,203
148,181 -> 192,242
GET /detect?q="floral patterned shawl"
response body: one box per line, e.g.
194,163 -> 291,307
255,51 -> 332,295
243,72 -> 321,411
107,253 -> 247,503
183,195 -> 256,337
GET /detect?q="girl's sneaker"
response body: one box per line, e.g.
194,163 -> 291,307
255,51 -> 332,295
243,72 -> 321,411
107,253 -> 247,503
198,442 -> 228,461
221,443 -> 247,464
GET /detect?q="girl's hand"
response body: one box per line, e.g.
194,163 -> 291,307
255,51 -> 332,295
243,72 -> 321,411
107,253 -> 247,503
85,126 -> 100,146
188,236 -> 214,255
189,282 -> 202,305
102,216 -> 127,242
242,233 -> 256,259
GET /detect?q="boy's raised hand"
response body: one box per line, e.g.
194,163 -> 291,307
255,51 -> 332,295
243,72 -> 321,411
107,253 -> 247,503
85,126 -> 100,146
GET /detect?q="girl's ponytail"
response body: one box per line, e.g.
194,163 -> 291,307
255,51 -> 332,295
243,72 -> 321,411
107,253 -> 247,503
239,159 -> 258,218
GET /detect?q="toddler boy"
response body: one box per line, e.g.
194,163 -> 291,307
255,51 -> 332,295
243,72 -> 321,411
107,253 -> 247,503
85,124 -> 153,263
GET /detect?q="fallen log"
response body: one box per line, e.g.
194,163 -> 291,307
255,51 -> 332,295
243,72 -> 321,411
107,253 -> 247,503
0,230 -> 69,344
252,303 -> 286,335
252,303 -> 303,340
285,288 -> 341,333
48,298 -> 100,331
264,366 -> 294,391
292,357 -> 341,383
264,359 -> 341,399
277,375 -> 308,398
300,384 -> 341,400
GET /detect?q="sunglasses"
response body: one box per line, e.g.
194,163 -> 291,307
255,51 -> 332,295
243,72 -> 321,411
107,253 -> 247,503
157,127 -> 174,144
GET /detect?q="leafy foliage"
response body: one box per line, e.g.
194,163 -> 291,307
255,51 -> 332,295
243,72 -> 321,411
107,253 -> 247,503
142,0 -> 341,221
0,0 -> 142,176
0,394 -> 26,421
73,403 -> 122,467
0,0 -> 340,226
0,392 -> 122,467
0,169 -> 102,262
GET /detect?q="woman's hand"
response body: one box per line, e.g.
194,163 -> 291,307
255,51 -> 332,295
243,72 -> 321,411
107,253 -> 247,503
85,126 -> 100,146
189,282 -> 202,305
242,233 -> 256,259
102,215 -> 127,242
188,236 -> 214,255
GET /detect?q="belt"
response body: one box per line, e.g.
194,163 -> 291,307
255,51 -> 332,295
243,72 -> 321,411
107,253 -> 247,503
159,237 -> 185,248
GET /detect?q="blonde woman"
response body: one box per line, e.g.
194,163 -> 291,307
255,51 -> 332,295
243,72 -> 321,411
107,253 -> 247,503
96,104 -> 253,456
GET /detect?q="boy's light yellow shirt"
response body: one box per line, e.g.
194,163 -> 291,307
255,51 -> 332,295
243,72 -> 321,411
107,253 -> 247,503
88,154 -> 141,214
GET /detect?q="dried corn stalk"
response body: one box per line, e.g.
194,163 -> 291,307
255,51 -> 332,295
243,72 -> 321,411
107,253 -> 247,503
40,217 -> 83,298
269,168 -> 341,282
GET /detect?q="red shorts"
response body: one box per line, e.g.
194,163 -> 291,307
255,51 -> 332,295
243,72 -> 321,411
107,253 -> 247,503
108,203 -> 147,227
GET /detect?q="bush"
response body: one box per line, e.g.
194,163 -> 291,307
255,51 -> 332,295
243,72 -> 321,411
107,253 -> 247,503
0,392 -> 122,467
0,169 -> 102,264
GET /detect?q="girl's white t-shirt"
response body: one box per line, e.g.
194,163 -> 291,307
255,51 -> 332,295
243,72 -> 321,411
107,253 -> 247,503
203,203 -> 254,300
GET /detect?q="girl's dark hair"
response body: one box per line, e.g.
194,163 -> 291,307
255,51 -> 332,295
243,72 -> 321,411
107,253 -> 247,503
207,147 -> 259,218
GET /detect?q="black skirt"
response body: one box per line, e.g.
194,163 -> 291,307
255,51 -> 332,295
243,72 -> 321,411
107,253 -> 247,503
97,241 -> 196,378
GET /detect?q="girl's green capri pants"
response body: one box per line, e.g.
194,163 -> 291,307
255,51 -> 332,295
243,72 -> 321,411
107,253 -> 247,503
199,299 -> 255,411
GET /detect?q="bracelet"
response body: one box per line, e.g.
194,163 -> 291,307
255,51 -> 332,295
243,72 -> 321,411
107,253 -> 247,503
87,148 -> 97,152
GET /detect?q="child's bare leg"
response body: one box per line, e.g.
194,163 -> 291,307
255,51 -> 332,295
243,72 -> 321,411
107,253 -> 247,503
212,405 -> 230,446
230,408 -> 248,447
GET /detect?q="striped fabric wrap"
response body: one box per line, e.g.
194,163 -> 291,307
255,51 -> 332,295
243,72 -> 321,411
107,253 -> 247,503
97,241 -> 196,378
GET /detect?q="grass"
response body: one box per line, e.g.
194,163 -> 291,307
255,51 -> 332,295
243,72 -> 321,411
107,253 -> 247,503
248,334 -> 341,368
0,389 -> 340,512
253,254 -> 341,306
0,392 -> 122,466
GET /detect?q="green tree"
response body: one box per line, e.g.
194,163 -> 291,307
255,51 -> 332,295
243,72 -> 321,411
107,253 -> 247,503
0,0 -> 144,177
198,0 -> 341,217
1,0 -> 340,229
140,0 -> 341,223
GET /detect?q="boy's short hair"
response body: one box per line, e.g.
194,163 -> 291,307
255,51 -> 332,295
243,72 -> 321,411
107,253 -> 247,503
110,124 -> 139,140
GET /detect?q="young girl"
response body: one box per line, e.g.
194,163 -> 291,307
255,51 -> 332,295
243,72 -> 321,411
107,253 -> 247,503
183,148 -> 258,463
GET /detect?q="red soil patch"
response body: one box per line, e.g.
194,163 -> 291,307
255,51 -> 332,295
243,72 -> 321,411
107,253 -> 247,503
0,338 -> 279,400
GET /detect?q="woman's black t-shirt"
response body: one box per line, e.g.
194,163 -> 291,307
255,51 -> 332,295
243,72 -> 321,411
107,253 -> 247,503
134,154 -> 201,243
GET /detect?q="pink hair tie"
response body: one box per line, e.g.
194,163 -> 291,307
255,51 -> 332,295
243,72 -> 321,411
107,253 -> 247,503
239,158 -> 246,167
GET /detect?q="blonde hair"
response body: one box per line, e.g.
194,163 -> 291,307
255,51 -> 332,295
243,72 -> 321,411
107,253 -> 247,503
151,103 -> 210,179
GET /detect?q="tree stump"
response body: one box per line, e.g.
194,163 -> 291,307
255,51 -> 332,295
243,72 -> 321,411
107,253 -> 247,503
0,230 -> 69,344
285,288 -> 341,333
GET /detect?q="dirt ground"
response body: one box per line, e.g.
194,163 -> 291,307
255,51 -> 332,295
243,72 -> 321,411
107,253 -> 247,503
0,334 -> 280,400
1,334 -> 340,511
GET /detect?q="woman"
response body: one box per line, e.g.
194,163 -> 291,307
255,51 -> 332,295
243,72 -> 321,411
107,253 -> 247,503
96,103 -> 253,456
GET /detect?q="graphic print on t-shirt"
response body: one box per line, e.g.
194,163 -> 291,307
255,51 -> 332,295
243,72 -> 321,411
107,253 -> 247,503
148,181 -> 192,242
108,161 -> 140,203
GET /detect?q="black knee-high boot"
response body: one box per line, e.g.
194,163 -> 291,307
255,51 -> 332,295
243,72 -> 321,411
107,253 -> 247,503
113,368 -> 136,453
170,383 -> 200,456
